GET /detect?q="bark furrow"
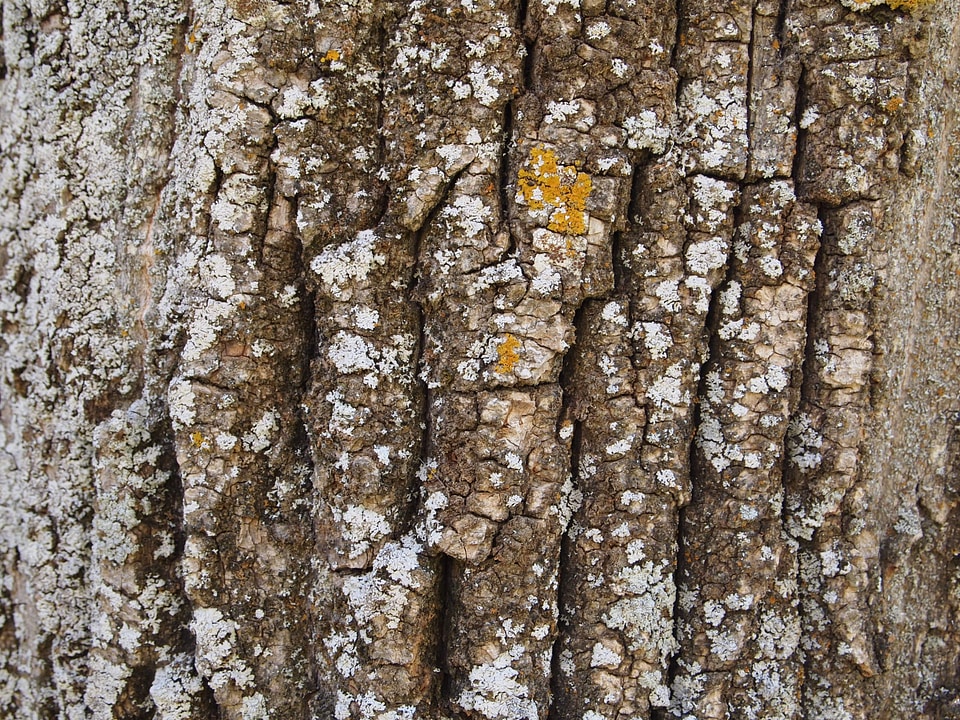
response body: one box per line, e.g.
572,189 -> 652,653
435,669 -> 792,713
2,1 -> 960,719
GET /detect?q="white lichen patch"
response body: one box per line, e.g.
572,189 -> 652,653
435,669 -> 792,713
647,363 -> 689,410
786,413 -> 823,472
150,655 -> 206,719
602,559 -> 678,658
624,110 -> 671,154
183,300 -> 234,363
168,380 -> 198,427
586,21 -> 611,40
338,505 -> 392,559
590,642 -> 622,668
456,649 -> 538,719
443,194 -> 493,238
680,79 -> 748,171
541,0 -> 580,15
655,279 -> 682,313
312,230 -> 385,300
191,607 -> 257,694
799,106 -> 821,129
242,410 -> 278,453
638,322 -> 674,360
685,237 -> 728,275
199,254 -> 237,300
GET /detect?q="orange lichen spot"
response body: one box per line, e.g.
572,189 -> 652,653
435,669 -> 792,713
847,0 -> 932,10
191,431 -> 206,449
494,334 -> 522,374
887,0 -> 933,9
517,146 -> 592,235
323,49 -> 342,62
884,96 -> 904,113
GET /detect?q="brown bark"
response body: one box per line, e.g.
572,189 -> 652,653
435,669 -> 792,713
1,0 -> 959,718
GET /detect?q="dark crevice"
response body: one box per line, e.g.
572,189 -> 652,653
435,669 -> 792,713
627,160 -> 648,225
0,3 -> 6,81
396,238 -> 432,536
745,9 -> 757,158
775,0 -> 791,60
374,20 -> 391,226
785,201 -> 828,716
435,555 -> 462,716
791,64 -> 810,192
291,191 -> 319,496
517,0 -> 536,93
548,299 -> 590,719
204,164 -> 225,253
499,100 -> 517,240
794,204 -> 827,419
156,403 -> 220,716
516,0 -> 529,34
610,230 -> 627,293
254,163 -> 279,269
669,0 -> 684,77
506,0 -> 533,264
410,165 -> 471,296
546,415 -> 582,720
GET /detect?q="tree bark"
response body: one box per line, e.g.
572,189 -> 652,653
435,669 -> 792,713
1,0 -> 959,718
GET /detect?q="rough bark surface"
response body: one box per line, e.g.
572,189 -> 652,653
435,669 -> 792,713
0,0 -> 958,719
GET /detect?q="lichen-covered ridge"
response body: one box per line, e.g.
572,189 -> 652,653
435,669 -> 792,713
0,0 -> 959,719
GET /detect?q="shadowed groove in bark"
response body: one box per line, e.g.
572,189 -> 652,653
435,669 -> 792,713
154,407 -> 220,715
782,199 -> 826,716
745,6 -> 758,153
498,99 -> 520,261
517,0 -> 536,92
549,298 -> 590,720
775,0 -> 791,56
4,0 -> 960,716
436,554 -> 464,718
791,64 -> 810,194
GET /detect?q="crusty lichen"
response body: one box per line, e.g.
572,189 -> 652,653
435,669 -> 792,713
517,146 -> 592,235
841,0 -> 933,11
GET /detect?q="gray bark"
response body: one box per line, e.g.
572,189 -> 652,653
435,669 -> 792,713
1,0 -> 959,718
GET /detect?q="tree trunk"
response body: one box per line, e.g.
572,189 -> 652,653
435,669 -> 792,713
1,0 -> 959,717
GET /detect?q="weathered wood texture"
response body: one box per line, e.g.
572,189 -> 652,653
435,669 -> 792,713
1,0 -> 959,718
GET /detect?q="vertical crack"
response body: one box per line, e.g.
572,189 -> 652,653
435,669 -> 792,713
291,191 -> 320,527
548,299 -> 590,720
435,555 -> 459,715
157,403 -> 220,716
374,21 -> 391,226
499,100 -> 518,256
401,220 -> 432,535
775,0 -> 791,59
791,64 -> 810,189
783,201 -> 827,714
517,0 -> 536,92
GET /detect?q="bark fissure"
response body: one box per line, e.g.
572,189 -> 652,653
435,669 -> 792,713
4,1 -> 960,718
549,297 -> 590,720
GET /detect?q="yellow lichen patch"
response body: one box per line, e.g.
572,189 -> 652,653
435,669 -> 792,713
885,96 -> 905,113
494,334 -> 522,374
845,0 -> 932,10
887,0 -> 933,9
191,431 -> 207,449
517,146 -> 592,235
323,49 -> 342,62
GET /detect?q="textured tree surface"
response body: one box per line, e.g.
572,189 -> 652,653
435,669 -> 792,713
1,0 -> 960,718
